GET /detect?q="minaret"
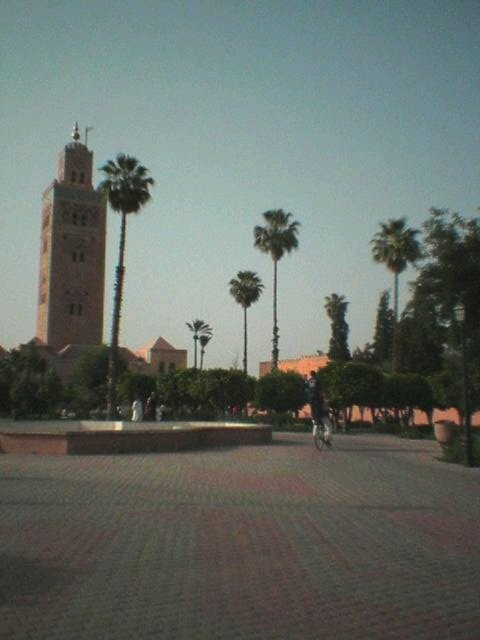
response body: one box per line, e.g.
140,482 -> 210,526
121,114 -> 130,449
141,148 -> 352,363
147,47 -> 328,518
36,123 -> 107,351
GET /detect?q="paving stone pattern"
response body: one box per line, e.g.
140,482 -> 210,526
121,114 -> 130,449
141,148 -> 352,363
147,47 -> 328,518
1,433 -> 480,639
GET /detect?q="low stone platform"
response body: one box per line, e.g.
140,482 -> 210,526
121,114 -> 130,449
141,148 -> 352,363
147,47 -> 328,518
0,421 -> 272,455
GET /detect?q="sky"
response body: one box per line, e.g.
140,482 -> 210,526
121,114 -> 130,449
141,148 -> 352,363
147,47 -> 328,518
1,0 -> 479,375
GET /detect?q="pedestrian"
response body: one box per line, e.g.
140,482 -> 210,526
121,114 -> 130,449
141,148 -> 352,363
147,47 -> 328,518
307,370 -> 332,445
156,403 -> 166,421
131,397 -> 143,422
307,371 -> 323,424
145,392 -> 157,421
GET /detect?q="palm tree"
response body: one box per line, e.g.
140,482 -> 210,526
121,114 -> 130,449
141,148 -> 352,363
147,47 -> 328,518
99,154 -> 155,419
199,333 -> 212,370
254,209 -> 300,370
371,217 -> 421,373
324,293 -> 351,362
186,319 -> 212,369
229,271 -> 264,373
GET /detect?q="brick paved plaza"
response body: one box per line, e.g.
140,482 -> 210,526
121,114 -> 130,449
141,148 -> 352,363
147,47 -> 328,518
1,432 -> 480,639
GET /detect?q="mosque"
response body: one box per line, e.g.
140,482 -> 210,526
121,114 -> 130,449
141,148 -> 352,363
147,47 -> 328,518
10,124 -> 187,382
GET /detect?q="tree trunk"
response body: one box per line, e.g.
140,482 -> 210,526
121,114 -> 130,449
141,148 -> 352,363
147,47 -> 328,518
243,305 -> 248,374
193,335 -> 198,369
392,272 -> 399,373
272,259 -> 279,370
106,211 -> 127,420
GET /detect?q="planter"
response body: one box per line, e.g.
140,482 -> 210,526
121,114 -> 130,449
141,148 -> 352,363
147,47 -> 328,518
434,420 -> 457,447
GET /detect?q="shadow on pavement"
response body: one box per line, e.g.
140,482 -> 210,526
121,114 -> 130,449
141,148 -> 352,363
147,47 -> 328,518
0,554 -> 73,604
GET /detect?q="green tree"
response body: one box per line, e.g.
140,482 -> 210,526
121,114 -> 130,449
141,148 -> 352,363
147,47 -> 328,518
417,208 -> 480,421
199,333 -> 212,370
9,374 -> 39,417
428,356 -> 466,422
372,290 -> 394,366
419,208 -> 480,333
0,380 -> 10,415
320,361 -> 383,426
73,345 -> 111,390
383,373 -> 434,426
117,371 -> 156,410
351,343 -> 376,364
324,293 -> 351,362
0,351 -> 15,414
371,217 -> 422,372
193,368 -> 256,417
229,270 -> 264,373
255,370 -> 306,414
254,209 -> 300,371
71,345 -> 128,417
99,154 -> 155,419
157,368 -> 255,420
7,345 -> 63,418
342,362 -> 384,423
157,368 -> 201,418
186,319 -> 212,369
396,289 -> 444,375
37,368 -> 64,418
318,361 -> 344,413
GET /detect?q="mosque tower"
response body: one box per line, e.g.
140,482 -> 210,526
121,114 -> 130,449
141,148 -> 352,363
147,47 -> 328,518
36,123 -> 106,350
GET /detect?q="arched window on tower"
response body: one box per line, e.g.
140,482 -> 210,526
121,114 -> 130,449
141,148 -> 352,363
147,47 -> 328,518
71,171 -> 76,183
68,302 -> 83,316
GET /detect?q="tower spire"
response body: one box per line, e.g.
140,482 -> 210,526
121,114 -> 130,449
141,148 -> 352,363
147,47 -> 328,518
36,127 -> 106,350
72,121 -> 80,141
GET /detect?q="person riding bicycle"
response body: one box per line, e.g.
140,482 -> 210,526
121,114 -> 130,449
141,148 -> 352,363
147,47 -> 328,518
307,370 -> 332,446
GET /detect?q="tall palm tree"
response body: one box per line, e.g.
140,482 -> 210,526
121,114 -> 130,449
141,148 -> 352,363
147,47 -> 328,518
229,271 -> 264,373
186,319 -> 212,369
99,154 -> 155,419
254,209 -> 300,370
199,333 -> 212,370
324,293 -> 351,362
371,217 -> 421,373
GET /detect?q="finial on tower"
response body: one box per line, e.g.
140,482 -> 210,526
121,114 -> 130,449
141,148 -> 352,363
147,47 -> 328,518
72,122 -> 80,141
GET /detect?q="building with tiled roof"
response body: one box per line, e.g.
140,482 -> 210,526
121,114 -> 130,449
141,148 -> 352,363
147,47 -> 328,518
135,337 -> 187,376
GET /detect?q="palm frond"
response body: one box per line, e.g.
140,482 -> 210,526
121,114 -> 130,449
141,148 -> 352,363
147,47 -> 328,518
99,153 -> 155,215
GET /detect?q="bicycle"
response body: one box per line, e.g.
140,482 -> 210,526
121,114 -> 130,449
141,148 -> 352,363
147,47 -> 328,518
312,416 -> 333,451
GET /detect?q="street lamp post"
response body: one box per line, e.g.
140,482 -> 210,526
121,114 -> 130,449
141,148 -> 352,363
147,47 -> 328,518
453,303 -> 474,467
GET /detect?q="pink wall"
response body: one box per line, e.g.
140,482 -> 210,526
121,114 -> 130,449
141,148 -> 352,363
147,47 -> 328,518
268,354 -> 479,427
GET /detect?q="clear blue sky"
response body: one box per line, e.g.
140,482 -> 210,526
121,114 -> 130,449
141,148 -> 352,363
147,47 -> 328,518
1,1 -> 479,374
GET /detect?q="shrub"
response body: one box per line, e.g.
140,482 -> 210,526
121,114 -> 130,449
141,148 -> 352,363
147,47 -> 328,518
268,411 -> 297,431
398,426 -> 429,439
347,420 -> 372,431
372,421 -> 402,435
441,434 -> 480,466
255,370 -> 306,414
